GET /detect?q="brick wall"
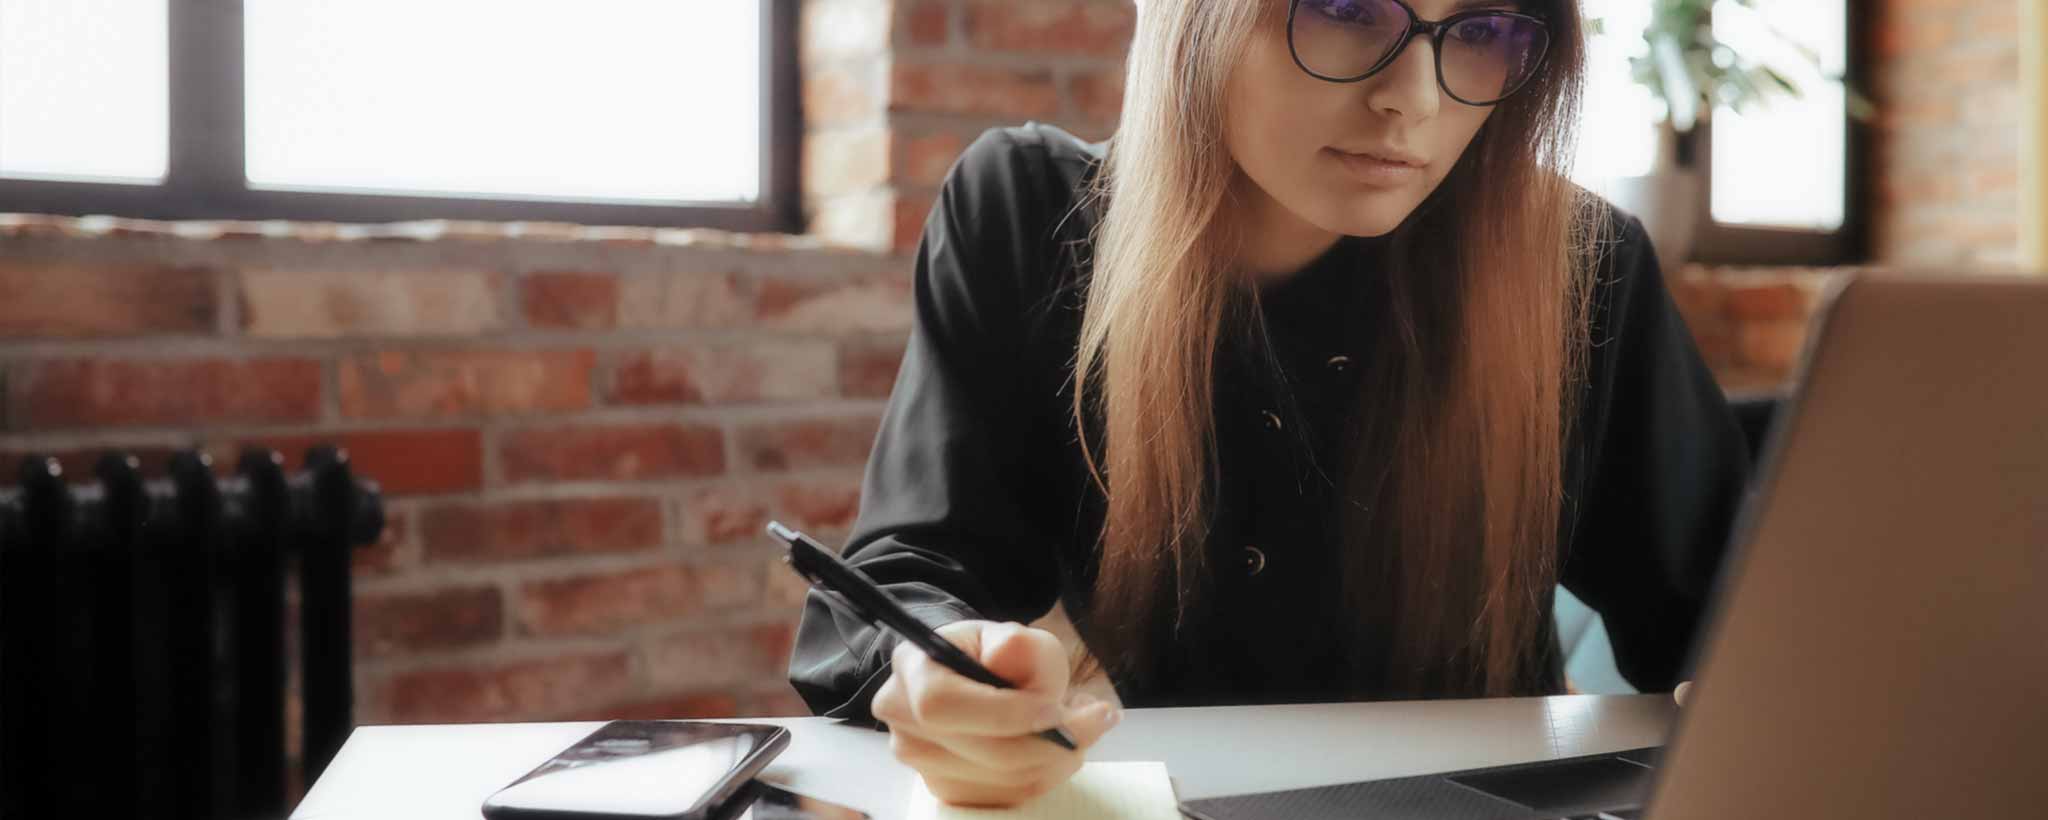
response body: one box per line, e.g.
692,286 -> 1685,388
0,0 -> 2018,731
804,0 -> 1131,252
1868,0 -> 2023,268
0,221 -> 907,724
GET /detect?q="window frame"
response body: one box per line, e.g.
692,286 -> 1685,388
0,0 -> 801,233
1688,0 -> 1870,267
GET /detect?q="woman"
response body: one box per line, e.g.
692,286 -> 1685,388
789,0 -> 1750,806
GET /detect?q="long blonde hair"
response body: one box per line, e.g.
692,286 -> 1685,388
1071,0 -> 1601,698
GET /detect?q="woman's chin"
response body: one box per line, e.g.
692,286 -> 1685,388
1307,194 -> 1422,239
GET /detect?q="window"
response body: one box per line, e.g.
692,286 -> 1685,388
0,0 -> 169,182
1574,0 -> 1859,265
0,0 -> 797,232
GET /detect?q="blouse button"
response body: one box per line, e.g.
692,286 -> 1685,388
1260,410 -> 1284,432
1325,354 -> 1352,373
1243,545 -> 1268,576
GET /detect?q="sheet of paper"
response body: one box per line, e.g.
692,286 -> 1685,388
906,761 -> 1181,820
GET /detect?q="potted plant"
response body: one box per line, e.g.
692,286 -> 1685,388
1589,0 -> 1871,270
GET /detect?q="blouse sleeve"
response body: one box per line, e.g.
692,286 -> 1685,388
787,128 -> 1075,721
1559,212 -> 1755,692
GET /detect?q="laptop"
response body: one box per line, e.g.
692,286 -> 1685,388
1183,273 -> 2048,820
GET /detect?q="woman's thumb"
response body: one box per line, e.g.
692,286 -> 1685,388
978,622 -> 1070,694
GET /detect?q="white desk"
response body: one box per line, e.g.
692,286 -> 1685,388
290,694 -> 1677,820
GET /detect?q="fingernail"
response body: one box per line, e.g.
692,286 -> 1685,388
1068,693 -> 1101,710
1095,702 -> 1122,729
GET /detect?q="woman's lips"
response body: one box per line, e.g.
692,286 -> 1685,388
1326,148 -> 1425,188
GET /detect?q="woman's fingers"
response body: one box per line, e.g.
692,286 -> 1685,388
977,621 -> 1071,695
888,725 -> 1052,786
928,699 -> 1123,773
1674,680 -> 1693,706
889,636 -> 1067,737
869,620 -> 1103,809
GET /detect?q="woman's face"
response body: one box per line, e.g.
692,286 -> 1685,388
1224,0 -> 1510,239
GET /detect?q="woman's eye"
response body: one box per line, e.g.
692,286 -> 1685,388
1308,0 -> 1377,25
1450,19 -> 1502,46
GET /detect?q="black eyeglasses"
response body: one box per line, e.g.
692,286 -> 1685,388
1287,0 -> 1551,107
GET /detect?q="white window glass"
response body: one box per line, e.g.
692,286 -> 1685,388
1572,0 -> 1660,188
243,0 -> 760,204
1709,0 -> 1847,230
0,0 -> 170,183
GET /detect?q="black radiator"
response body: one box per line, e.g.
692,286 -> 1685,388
0,446 -> 383,820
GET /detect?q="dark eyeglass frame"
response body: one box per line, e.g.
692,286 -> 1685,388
1286,0 -> 1552,107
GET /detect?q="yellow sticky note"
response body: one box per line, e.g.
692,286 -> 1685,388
906,761 -> 1181,820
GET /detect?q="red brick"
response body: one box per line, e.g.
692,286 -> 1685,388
515,562 -> 759,637
0,262 -> 216,338
422,497 -> 664,564
229,428 -> 485,495
642,620 -> 797,690
1736,320 -> 1810,373
893,189 -> 940,254
1069,66 -> 1127,123
617,271 -> 755,330
805,126 -> 891,198
772,476 -> 865,536
803,63 -> 881,128
239,269 -> 502,338
764,554 -> 816,609
736,414 -> 880,471
837,337 -> 907,399
499,423 -> 727,483
521,271 -> 619,330
609,343 -> 836,406
352,505 -> 414,577
894,129 -> 971,187
354,585 -> 503,659
337,349 -> 594,420
904,0 -> 951,46
1668,277 -> 1727,323
375,652 -> 631,724
675,483 -> 772,546
569,692 -> 741,722
965,0 -> 1135,56
757,273 -> 914,333
810,190 -> 897,249
890,62 -> 1060,118
1723,283 -> 1815,321
13,357 -> 322,430
1874,16 -> 1955,59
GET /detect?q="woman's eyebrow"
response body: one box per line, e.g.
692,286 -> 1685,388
1448,0 -> 1524,12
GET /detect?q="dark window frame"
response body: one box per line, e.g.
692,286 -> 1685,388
1689,0 -> 1869,267
0,0 -> 801,233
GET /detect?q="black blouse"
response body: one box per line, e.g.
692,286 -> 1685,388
787,123 -> 1751,720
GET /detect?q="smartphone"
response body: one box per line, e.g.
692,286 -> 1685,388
482,720 -> 792,820
726,782 -> 870,820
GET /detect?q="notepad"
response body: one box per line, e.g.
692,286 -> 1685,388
906,761 -> 1181,820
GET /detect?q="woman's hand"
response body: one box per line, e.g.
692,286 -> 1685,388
870,620 -> 1123,807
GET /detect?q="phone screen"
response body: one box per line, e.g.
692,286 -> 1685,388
486,721 -> 788,818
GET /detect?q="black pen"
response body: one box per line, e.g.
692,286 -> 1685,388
766,521 -> 1080,751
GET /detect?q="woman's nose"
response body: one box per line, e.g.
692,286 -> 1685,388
1362,35 -> 1442,121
